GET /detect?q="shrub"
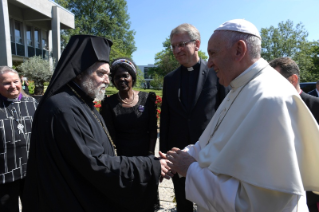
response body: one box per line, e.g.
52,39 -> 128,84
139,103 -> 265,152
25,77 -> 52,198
28,81 -> 35,94
150,74 -> 163,90
18,56 -> 53,95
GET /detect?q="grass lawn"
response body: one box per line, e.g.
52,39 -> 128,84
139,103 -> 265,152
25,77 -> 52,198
106,87 -> 163,97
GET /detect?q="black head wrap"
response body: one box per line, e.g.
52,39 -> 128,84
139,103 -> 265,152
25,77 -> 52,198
40,35 -> 112,107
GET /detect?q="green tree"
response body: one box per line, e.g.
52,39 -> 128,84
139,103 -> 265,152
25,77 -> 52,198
17,56 -> 53,95
260,20 -> 318,81
150,37 -> 208,77
135,67 -> 145,88
149,74 -> 163,90
307,41 -> 319,81
54,0 -> 136,60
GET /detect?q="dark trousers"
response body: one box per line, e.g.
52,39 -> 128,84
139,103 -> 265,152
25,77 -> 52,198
172,174 -> 193,212
0,179 -> 25,212
307,191 -> 319,212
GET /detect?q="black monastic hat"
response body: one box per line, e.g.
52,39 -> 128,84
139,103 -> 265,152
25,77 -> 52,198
41,35 -> 113,106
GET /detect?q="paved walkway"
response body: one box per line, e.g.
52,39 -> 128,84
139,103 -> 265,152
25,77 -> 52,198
155,139 -> 177,211
155,139 -> 197,212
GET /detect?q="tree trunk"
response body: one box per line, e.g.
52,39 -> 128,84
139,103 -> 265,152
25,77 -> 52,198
34,85 -> 44,95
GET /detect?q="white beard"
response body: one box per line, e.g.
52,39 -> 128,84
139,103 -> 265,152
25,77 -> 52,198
80,77 -> 107,101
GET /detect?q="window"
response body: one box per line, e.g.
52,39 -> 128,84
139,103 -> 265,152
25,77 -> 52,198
10,19 -> 14,42
34,28 -> 40,48
26,26 -> 33,46
14,21 -> 23,44
42,31 -> 48,50
144,67 -> 153,79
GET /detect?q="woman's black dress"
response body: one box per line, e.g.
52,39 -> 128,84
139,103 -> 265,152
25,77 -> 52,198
100,91 -> 159,211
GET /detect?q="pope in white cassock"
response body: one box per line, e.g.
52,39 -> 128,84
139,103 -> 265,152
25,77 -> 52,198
162,19 -> 319,212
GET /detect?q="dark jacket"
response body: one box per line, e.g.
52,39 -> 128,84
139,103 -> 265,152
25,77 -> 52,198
301,91 -> 319,124
308,89 -> 318,97
301,91 -> 319,212
160,59 -> 229,152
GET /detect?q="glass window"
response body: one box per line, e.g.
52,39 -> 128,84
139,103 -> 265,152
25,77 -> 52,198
34,28 -> 40,48
26,26 -> 33,46
10,19 -> 14,42
144,67 -> 153,79
42,31 -> 48,50
14,21 -> 23,44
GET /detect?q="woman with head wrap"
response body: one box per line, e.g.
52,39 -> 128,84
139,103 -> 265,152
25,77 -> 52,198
100,58 -> 159,210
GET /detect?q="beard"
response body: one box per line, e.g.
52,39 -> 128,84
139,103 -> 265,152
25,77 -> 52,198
80,76 -> 107,101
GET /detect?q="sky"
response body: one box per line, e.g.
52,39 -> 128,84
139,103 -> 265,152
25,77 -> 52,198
126,0 -> 319,66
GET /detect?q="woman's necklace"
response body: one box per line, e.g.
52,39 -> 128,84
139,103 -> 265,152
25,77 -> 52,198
7,104 -> 24,134
118,92 -> 135,105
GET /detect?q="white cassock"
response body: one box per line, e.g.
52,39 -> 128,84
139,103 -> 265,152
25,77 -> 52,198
183,58 -> 319,212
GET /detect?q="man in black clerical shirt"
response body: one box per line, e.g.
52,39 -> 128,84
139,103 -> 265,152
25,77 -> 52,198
160,23 -> 229,212
270,57 -> 319,212
23,35 -> 172,212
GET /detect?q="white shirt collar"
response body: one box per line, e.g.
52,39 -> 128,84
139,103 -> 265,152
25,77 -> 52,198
7,98 -> 19,102
229,58 -> 268,89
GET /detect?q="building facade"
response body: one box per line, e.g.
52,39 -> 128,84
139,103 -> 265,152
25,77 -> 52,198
138,64 -> 155,88
0,0 -> 74,67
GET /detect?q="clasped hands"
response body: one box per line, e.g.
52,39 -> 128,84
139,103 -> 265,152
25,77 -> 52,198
158,147 -> 196,182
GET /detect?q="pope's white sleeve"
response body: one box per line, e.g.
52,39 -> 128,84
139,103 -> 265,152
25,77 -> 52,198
185,163 -> 305,212
185,162 -> 238,211
183,141 -> 201,161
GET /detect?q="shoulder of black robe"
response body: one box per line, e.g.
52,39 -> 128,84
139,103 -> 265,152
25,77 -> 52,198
23,35 -> 161,212
23,84 -> 161,212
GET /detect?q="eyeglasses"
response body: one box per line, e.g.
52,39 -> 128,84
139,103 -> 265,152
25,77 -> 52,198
170,40 -> 196,51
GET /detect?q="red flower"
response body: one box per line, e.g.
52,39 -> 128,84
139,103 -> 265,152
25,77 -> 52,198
94,104 -> 101,108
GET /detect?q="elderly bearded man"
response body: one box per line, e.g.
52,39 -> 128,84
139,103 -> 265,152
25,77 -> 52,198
162,19 -> 319,212
23,35 -> 172,212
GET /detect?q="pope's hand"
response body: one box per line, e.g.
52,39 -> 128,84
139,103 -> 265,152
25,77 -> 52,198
166,147 -> 196,177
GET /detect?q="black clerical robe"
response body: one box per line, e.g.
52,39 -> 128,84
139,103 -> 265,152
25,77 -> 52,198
23,83 -> 161,212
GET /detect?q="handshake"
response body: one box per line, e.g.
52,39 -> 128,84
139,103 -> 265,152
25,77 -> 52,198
157,147 -> 197,182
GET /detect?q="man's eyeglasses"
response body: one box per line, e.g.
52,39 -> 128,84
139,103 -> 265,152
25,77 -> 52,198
170,40 -> 196,51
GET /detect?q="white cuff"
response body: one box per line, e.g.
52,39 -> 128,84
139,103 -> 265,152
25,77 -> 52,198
185,162 -> 238,211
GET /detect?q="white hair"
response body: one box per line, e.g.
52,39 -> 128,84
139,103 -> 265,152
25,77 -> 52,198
219,31 -> 261,59
79,74 -> 106,101
0,66 -> 19,76
170,23 -> 201,42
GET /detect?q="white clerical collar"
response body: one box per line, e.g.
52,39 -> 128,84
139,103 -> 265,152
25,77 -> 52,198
185,59 -> 201,72
7,98 -> 19,102
230,58 -> 268,89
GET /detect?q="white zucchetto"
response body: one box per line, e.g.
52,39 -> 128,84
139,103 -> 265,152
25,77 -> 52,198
215,19 -> 261,39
